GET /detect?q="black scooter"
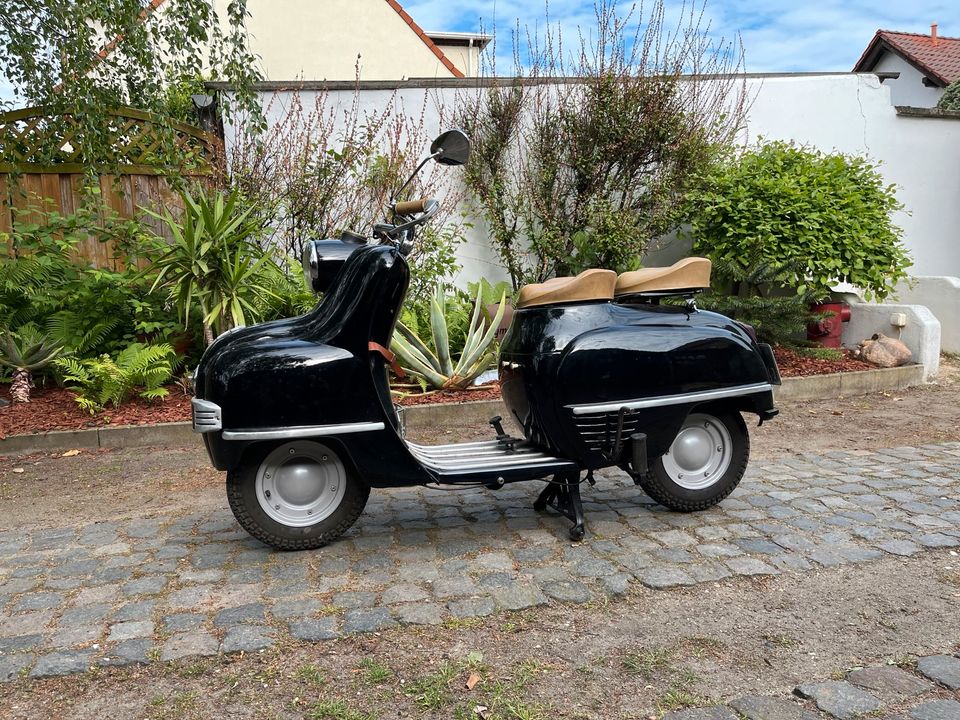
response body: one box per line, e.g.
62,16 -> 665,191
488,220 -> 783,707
191,129 -> 781,549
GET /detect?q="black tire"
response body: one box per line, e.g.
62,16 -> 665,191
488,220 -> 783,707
226,440 -> 369,551
639,409 -> 749,512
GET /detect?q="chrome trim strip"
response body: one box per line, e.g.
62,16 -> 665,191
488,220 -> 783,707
191,398 -> 222,433
222,422 -> 385,441
568,382 -> 773,416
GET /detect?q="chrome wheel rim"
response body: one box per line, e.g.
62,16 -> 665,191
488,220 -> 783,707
661,413 -> 732,490
256,441 -> 346,527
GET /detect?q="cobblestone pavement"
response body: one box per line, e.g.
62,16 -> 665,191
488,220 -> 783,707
662,652 -> 960,720
1,442 -> 959,684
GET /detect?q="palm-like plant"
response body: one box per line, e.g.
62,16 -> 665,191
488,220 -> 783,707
391,285 -> 506,390
0,324 -> 62,403
145,187 -> 279,345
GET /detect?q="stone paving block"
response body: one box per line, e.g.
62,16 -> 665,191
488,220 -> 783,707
160,631 -> 219,661
795,680 -> 882,719
539,579 -> 592,603
492,582 -> 549,610
221,624 -> 274,653
599,573 -> 632,597
433,577 -> 478,599
48,624 -> 101,648
636,566 -> 696,589
380,584 -> 430,605
661,707 -> 738,720
877,540 -> 922,557
107,620 -> 154,642
0,654 -> 32,682
0,633 -> 44,654
12,589 -> 64,613
122,576 -> 168,597
112,600 -> 155,622
270,599 -> 323,619
332,591 -> 377,609
724,557 -> 779,576
289,617 -> 340,641
573,557 -> 617,577
730,695 -> 820,720
910,699 -> 960,720
59,602 -> 112,626
448,597 -> 495,618
343,608 -> 397,634
30,649 -> 95,678
99,638 -> 153,667
213,603 -> 266,627
916,534 -> 959,548
162,613 -> 206,632
847,665 -> 932,696
916,655 -> 960,690
393,603 -> 444,626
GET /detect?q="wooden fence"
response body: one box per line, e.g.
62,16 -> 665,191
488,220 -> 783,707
0,106 -> 222,268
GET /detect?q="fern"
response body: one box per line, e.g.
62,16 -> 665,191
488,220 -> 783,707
54,342 -> 177,414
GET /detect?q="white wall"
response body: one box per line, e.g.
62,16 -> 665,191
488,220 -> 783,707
227,73 -> 960,286
893,276 -> 960,354
873,52 -> 945,107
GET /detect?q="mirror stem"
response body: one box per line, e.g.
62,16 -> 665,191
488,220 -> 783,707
392,151 -> 441,203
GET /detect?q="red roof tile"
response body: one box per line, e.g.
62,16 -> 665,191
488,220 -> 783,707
383,0 -> 465,78
854,29 -> 960,86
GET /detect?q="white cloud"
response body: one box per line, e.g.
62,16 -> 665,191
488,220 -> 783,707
402,0 -> 958,73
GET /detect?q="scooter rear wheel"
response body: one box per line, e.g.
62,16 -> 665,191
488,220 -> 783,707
639,410 -> 749,512
226,440 -> 369,550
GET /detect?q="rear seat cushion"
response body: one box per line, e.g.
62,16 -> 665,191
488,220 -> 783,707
615,257 -> 711,296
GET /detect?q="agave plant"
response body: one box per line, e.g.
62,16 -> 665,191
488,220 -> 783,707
0,324 -> 62,403
391,285 -> 506,390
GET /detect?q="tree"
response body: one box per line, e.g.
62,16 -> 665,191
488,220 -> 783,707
459,0 -> 747,287
0,1 -> 262,167
938,79 -> 960,111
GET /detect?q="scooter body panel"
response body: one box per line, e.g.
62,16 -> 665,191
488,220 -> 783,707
499,302 -> 778,468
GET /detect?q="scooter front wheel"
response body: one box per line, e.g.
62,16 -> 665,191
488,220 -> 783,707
639,410 -> 749,512
226,440 -> 369,550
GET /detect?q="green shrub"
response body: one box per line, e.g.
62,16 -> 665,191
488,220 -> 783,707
696,260 -> 821,347
55,342 -> 177,414
687,141 -> 911,301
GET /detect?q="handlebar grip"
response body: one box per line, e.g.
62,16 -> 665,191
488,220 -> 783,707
394,198 -> 430,215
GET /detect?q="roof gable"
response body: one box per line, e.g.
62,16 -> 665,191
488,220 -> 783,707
854,29 -> 960,86
383,1 -> 464,78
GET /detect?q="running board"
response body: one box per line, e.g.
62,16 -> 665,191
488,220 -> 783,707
406,439 -> 577,482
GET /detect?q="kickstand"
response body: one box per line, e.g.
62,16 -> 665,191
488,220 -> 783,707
533,472 -> 586,541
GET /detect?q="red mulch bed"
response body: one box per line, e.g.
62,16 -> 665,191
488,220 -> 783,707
773,346 -> 875,377
0,348 -> 886,437
0,385 -> 192,439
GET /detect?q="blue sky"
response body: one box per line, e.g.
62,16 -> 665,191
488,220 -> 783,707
1,0 -> 955,105
405,0 -> 958,73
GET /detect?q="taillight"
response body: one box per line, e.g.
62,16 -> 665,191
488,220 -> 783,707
735,321 -> 758,343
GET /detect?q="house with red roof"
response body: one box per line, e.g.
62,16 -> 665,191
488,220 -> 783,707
211,0 -> 490,81
853,24 -> 960,107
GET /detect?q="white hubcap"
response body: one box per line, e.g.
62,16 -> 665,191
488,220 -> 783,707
661,413 -> 732,490
256,441 -> 346,527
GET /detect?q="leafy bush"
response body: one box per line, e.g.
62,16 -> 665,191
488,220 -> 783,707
0,202 -> 186,360
392,285 -> 506,390
687,141 -> 911,301
938,79 -> 960,111
55,342 -> 177,414
0,324 -> 62,403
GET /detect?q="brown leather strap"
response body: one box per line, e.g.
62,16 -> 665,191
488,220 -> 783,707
369,341 -> 405,378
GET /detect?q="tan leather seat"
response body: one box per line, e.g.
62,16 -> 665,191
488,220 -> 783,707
516,269 -> 617,309
615,257 -> 712,296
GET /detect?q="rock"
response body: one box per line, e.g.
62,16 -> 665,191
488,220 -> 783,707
98,638 -> 153,667
447,597 -> 495,618
343,608 -> 397,634
393,603 -> 444,626
916,655 -> 960,690
0,654 -> 32,682
289,617 -> 340,642
847,665 -> 931,696
910,700 -> 960,720
220,625 -> 274,653
107,620 -> 154,642
213,603 -> 266,627
539,579 -> 592,603
492,582 -> 549,610
661,707 -> 738,720
794,680 -> 882,719
160,631 -> 219,661
856,333 -> 912,368
30,649 -> 95,678
730,695 -> 820,720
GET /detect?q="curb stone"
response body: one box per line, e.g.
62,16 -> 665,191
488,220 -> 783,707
0,365 -> 929,457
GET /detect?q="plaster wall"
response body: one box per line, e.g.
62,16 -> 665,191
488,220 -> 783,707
872,52 -> 945,107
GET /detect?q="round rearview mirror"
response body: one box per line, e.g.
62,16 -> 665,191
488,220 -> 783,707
430,129 -> 471,166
